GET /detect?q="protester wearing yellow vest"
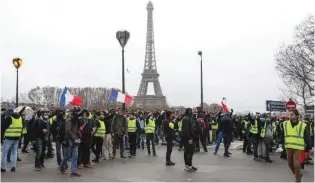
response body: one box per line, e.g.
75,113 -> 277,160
260,119 -> 273,163
211,120 -> 218,144
280,109 -> 311,182
177,120 -> 183,151
163,111 -> 176,166
248,114 -> 262,161
127,113 -> 139,158
241,118 -> 251,154
91,112 -> 105,163
145,113 -> 157,156
1,109 -> 24,173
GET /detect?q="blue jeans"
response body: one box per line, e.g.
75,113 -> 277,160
214,131 -> 223,153
60,144 -> 78,173
1,139 -> 19,169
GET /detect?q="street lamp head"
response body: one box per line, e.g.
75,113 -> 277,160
116,30 -> 130,48
13,58 -> 22,69
198,51 -> 202,56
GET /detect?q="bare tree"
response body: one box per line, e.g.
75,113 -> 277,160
275,15 -> 314,109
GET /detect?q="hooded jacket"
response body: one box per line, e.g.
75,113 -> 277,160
181,108 -> 195,141
2,108 -> 25,141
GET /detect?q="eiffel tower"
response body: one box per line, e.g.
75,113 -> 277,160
134,1 -> 167,109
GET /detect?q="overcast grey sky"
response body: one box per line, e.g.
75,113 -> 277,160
1,0 -> 314,112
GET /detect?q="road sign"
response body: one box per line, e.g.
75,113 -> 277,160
266,100 -> 286,112
305,105 -> 314,114
286,100 -> 296,110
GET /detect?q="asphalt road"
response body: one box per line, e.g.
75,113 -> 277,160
1,143 -> 314,182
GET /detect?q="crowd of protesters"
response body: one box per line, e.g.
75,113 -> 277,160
1,106 -> 314,181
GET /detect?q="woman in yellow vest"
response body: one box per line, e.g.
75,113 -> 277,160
280,109 -> 312,182
91,111 -> 105,163
127,113 -> 140,158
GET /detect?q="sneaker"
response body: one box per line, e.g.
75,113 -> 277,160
71,172 -> 82,177
83,164 -> 92,168
78,164 -> 84,169
265,158 -> 273,163
17,157 -> 22,161
147,154 -> 151,156
185,166 -> 194,172
34,167 -> 42,171
224,153 -> 230,157
60,169 -> 67,174
128,155 -> 133,158
254,157 -> 260,161
191,166 -> 197,171
10,167 -> 16,172
178,148 -> 182,151
120,155 -> 126,159
92,159 -> 99,163
213,152 -> 217,155
153,154 -> 157,157
165,162 -> 175,166
1,169 -> 6,172
40,164 -> 45,169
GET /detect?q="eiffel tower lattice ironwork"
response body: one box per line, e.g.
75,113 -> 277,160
134,1 -> 167,109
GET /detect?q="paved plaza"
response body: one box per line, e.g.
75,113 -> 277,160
1,143 -> 314,182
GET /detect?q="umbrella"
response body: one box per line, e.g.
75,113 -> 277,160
15,106 -> 34,120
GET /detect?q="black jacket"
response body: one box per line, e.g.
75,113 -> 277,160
33,116 -> 49,140
163,118 -> 175,140
181,116 -> 195,141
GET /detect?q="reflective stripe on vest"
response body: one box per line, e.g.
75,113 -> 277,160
242,120 -> 248,133
178,121 -> 182,131
128,119 -> 136,132
212,120 -> 218,130
5,116 -> 23,138
145,119 -> 155,133
284,121 -> 306,150
250,120 -> 258,134
49,115 -> 56,125
94,120 -> 105,137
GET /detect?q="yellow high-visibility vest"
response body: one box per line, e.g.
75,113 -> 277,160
242,120 -> 248,134
22,127 -> 27,135
5,116 -> 23,138
250,120 -> 258,134
260,123 -> 267,138
128,119 -> 136,132
94,120 -> 105,137
169,122 -> 174,129
88,113 -> 93,119
178,121 -> 182,131
145,119 -> 155,134
49,115 -> 56,125
284,120 -> 306,151
212,120 -> 218,130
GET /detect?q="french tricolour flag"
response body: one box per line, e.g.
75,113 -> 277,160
108,89 -> 133,104
60,87 -> 82,107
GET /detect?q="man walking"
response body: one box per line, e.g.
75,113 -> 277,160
111,108 -> 128,159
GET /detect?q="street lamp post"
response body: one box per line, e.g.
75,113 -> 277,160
198,51 -> 203,112
116,30 -> 130,112
13,58 -> 23,108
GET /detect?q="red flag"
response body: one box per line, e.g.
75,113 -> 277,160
221,101 -> 229,112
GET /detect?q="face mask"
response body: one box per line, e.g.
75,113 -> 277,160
44,115 -> 49,119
